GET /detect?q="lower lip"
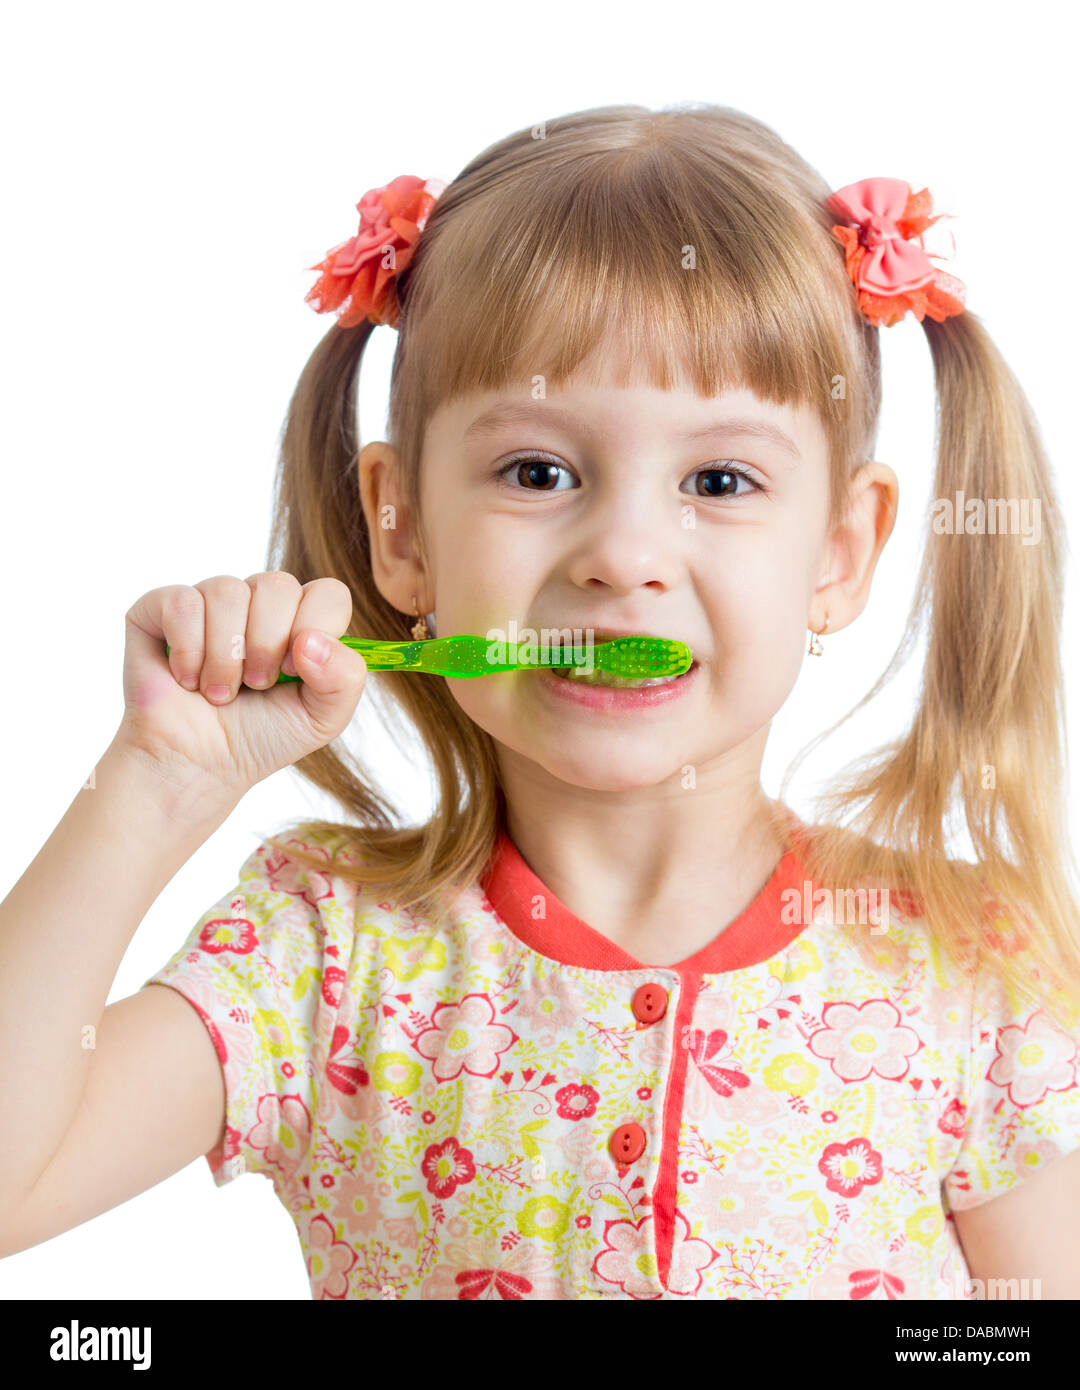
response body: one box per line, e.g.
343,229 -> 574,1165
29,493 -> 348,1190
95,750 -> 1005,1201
539,661 -> 701,712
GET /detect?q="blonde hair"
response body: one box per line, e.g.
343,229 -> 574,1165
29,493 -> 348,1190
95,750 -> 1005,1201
262,102 -> 1080,1032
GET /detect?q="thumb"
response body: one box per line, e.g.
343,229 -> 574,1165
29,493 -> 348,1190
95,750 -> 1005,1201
288,629 -> 368,740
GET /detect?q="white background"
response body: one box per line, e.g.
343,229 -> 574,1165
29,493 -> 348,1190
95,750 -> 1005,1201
1,0 -> 1076,1299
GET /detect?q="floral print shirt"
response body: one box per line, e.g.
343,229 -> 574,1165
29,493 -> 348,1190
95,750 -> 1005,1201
143,817 -> 1080,1300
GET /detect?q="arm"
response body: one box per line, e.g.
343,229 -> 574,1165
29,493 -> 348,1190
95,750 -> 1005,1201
952,1147 -> 1080,1298
0,736 -> 235,1230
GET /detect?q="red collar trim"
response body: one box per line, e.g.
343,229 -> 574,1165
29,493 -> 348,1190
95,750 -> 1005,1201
479,811 -> 812,974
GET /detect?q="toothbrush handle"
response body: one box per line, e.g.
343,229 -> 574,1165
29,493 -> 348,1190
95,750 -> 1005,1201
160,634 -> 513,682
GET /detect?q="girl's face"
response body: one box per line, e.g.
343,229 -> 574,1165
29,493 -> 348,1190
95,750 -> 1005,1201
366,351 -> 891,795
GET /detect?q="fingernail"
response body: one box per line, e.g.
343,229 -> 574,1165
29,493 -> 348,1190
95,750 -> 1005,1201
180,675 -> 199,691
206,684 -> 231,702
303,632 -> 330,664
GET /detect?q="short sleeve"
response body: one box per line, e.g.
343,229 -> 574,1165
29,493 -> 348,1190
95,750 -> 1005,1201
943,944 -> 1080,1212
142,826 -> 353,1191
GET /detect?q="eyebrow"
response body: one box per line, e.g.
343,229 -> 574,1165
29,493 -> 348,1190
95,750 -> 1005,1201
462,401 -> 801,462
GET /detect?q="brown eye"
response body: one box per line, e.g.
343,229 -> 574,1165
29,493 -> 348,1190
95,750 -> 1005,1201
495,455 -> 576,492
686,465 -> 762,498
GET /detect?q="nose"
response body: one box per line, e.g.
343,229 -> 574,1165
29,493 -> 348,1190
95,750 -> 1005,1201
564,502 -> 683,595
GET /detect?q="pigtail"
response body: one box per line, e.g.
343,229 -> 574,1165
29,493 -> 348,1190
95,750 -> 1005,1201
258,319 -> 505,918
784,310 -> 1080,1030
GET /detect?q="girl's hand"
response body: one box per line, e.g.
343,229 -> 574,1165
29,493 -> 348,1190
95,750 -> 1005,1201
116,573 -> 369,802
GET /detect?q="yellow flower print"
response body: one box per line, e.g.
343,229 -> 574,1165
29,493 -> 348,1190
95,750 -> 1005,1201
384,935 -> 447,982
763,1052 -> 819,1097
769,938 -> 822,984
372,1050 -> 423,1098
905,1204 -> 943,1248
516,1195 -> 570,1243
253,1009 -> 292,1058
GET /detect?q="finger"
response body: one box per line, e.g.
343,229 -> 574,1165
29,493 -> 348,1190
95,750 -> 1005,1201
241,571 -> 303,689
283,626 -> 368,742
127,585 -> 205,692
280,578 -> 354,677
193,575 -> 253,704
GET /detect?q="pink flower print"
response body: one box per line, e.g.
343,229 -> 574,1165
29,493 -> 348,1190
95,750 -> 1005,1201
808,998 -> 922,1082
700,1172 -> 772,1236
413,993 -> 519,1082
306,1212 -> 357,1299
809,1240 -> 923,1300
769,1209 -> 815,1245
329,1175 -> 381,1239
979,900 -> 1033,958
554,1117 -> 604,1167
198,915 -> 257,954
512,977 -> 586,1034
1012,1137 -> 1066,1177
421,1137 -> 477,1199
817,1137 -> 884,1197
634,1020 -> 674,1072
420,1237 -> 569,1300
861,931 -> 912,977
685,1028 -> 751,1099
937,1096 -> 966,1139
593,1209 -> 717,1298
465,919 -> 512,969
247,1093 -> 312,1180
382,1214 -> 421,1250
986,1010 -> 1078,1107
555,1082 -> 599,1121
916,980 -> 970,1042
263,842 -> 335,910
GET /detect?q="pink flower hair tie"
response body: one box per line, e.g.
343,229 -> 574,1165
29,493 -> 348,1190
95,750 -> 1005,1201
305,174 -> 448,330
826,177 -> 966,329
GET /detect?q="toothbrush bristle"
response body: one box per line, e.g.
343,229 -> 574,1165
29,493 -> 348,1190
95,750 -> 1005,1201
595,636 -> 692,677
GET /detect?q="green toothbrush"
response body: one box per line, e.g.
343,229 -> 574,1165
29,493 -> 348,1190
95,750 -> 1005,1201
164,634 -> 693,682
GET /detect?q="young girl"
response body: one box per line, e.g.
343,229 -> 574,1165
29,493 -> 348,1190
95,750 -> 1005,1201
3,103 -> 1079,1301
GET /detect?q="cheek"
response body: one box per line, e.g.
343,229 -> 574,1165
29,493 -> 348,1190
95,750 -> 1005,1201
714,537 -> 809,641
706,545 -> 813,707
444,671 -> 535,756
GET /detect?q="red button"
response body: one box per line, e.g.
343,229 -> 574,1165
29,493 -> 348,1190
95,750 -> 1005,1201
609,1122 -> 647,1164
632,982 -> 668,1024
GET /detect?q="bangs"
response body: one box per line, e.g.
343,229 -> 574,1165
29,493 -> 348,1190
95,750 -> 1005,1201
395,143 -> 868,467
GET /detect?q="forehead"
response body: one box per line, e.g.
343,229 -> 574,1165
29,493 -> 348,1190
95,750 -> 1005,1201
430,371 -> 827,464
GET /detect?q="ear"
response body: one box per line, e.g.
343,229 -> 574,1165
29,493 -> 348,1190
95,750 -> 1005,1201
810,461 -> 899,633
356,440 -> 432,616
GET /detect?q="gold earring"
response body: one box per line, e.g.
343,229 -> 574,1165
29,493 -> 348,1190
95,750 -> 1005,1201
410,596 -> 430,641
808,612 -> 830,656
